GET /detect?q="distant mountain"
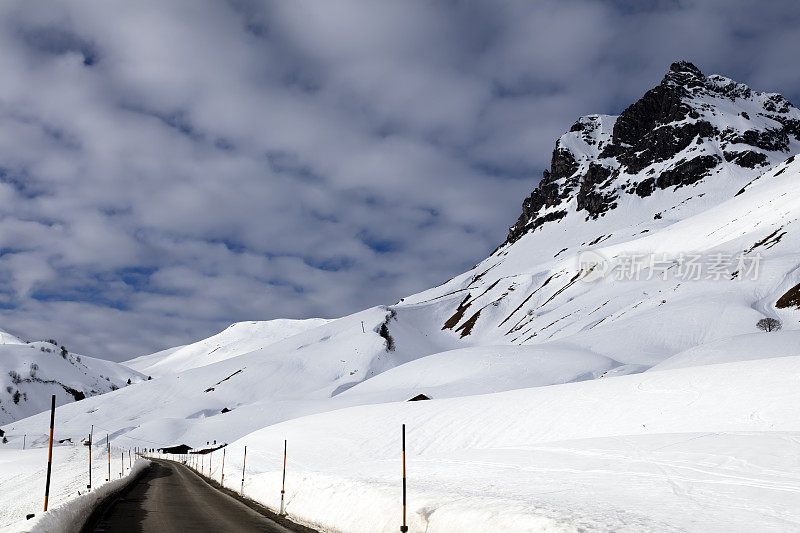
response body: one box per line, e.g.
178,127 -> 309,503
0,328 -> 143,424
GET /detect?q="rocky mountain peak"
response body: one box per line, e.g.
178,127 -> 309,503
504,62 -> 800,246
665,60 -> 704,84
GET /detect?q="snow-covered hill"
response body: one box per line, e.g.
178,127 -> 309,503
2,62 -> 800,531
0,329 -> 143,425
125,318 -> 331,377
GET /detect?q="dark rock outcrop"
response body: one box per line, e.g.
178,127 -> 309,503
504,61 -> 800,246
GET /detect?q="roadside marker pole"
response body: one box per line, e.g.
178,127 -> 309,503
220,448 -> 226,486
279,440 -> 287,515
128,449 -> 131,469
210,449 -> 213,478
106,434 -> 110,482
88,425 -> 93,491
120,450 -> 124,478
23,434 -> 26,450
43,395 -> 56,512
400,424 -> 408,533
240,446 -> 247,495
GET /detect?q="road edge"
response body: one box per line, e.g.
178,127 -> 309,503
76,460 -> 153,533
156,459 -> 322,533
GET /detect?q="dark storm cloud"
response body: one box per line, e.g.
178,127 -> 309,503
0,0 -> 797,359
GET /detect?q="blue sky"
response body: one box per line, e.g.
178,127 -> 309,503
0,0 -> 798,360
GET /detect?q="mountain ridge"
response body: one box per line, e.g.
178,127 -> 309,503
505,61 -> 800,245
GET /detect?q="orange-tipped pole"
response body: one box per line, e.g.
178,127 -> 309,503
280,440 -> 287,515
88,425 -> 93,491
400,424 -> 407,532
240,446 -> 247,495
221,448 -> 226,485
43,395 -> 56,512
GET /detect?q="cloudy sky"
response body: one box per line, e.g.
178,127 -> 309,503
0,0 -> 798,360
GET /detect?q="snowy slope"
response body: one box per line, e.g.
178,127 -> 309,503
399,152 -> 800,368
0,305 -> 464,451
649,329 -> 800,371
215,355 -> 800,533
0,335 -> 143,425
0,328 -> 23,346
125,318 -> 331,377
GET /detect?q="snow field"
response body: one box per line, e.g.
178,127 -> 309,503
201,356 -> 800,532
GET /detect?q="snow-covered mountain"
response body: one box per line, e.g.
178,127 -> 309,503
3,61 -> 800,531
4,60 -> 799,442
396,61 -> 800,369
0,328 -> 143,425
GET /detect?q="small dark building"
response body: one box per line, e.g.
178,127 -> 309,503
407,394 -> 431,402
160,444 -> 192,454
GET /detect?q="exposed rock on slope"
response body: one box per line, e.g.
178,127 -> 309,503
507,61 -> 800,244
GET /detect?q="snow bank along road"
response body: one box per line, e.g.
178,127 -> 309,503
82,460 -> 314,533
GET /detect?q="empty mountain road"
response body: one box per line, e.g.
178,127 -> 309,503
82,459 -> 316,533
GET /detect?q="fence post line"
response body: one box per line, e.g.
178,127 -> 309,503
43,395 -> 56,512
280,439 -> 287,515
240,445 -> 247,495
221,448 -> 226,486
400,423 -> 408,533
88,425 -> 93,491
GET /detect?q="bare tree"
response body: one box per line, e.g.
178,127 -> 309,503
756,317 -> 782,332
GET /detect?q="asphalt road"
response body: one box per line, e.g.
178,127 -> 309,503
85,460 -> 305,533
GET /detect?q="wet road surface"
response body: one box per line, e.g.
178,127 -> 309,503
86,460 -> 301,533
